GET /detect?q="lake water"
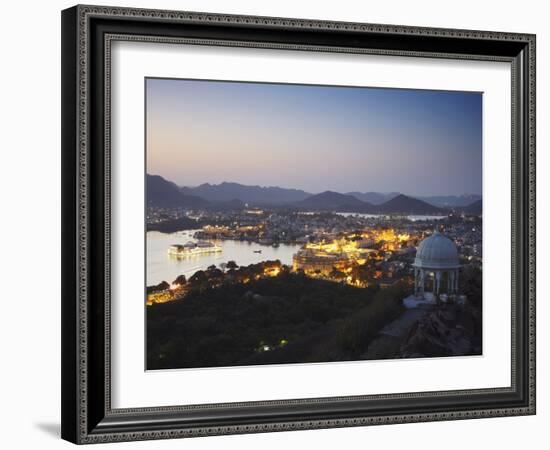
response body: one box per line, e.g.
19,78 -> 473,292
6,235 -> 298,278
147,230 -> 301,286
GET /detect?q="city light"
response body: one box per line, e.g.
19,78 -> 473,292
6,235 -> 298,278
147,207 -> 481,304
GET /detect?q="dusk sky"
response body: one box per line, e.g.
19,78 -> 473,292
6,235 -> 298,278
146,78 -> 482,196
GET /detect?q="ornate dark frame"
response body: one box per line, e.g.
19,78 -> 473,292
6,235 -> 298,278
61,4 -> 536,445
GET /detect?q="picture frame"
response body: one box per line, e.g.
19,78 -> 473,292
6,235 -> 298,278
61,4 -> 536,444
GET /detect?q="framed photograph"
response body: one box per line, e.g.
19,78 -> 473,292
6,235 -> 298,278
61,5 -> 536,444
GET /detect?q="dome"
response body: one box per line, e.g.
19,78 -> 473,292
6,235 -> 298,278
413,231 -> 460,269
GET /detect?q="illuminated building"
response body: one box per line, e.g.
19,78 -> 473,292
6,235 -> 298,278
292,237 -> 373,275
292,248 -> 349,275
291,229 -> 412,278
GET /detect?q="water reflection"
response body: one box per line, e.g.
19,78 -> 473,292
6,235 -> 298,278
147,230 -> 300,286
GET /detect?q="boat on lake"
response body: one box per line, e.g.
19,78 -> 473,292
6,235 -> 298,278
168,241 -> 222,257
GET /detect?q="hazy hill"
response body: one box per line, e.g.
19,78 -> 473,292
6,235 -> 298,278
292,191 -> 373,211
347,191 -> 400,205
375,194 -> 444,215
417,194 -> 482,208
345,191 -> 481,208
461,199 -> 482,215
147,174 -> 209,208
181,182 -> 311,205
215,198 -> 247,210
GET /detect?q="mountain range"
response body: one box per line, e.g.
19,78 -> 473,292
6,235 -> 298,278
147,174 -> 481,215
180,181 -> 480,208
416,194 -> 482,208
290,192 -> 444,214
461,199 -> 482,215
292,191 -> 370,211
345,191 -> 400,205
375,194 -> 443,214
180,182 -> 310,204
147,174 -> 208,209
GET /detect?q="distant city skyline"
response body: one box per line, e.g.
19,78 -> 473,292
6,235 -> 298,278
146,78 -> 482,196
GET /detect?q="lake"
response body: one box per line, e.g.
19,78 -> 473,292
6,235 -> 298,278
147,230 -> 301,286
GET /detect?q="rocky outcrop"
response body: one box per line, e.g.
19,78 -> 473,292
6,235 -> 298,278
399,305 -> 481,358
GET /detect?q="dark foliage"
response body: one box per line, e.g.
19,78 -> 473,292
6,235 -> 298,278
147,273 -> 407,369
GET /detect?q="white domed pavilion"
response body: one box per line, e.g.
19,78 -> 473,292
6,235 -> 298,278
413,230 -> 460,299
